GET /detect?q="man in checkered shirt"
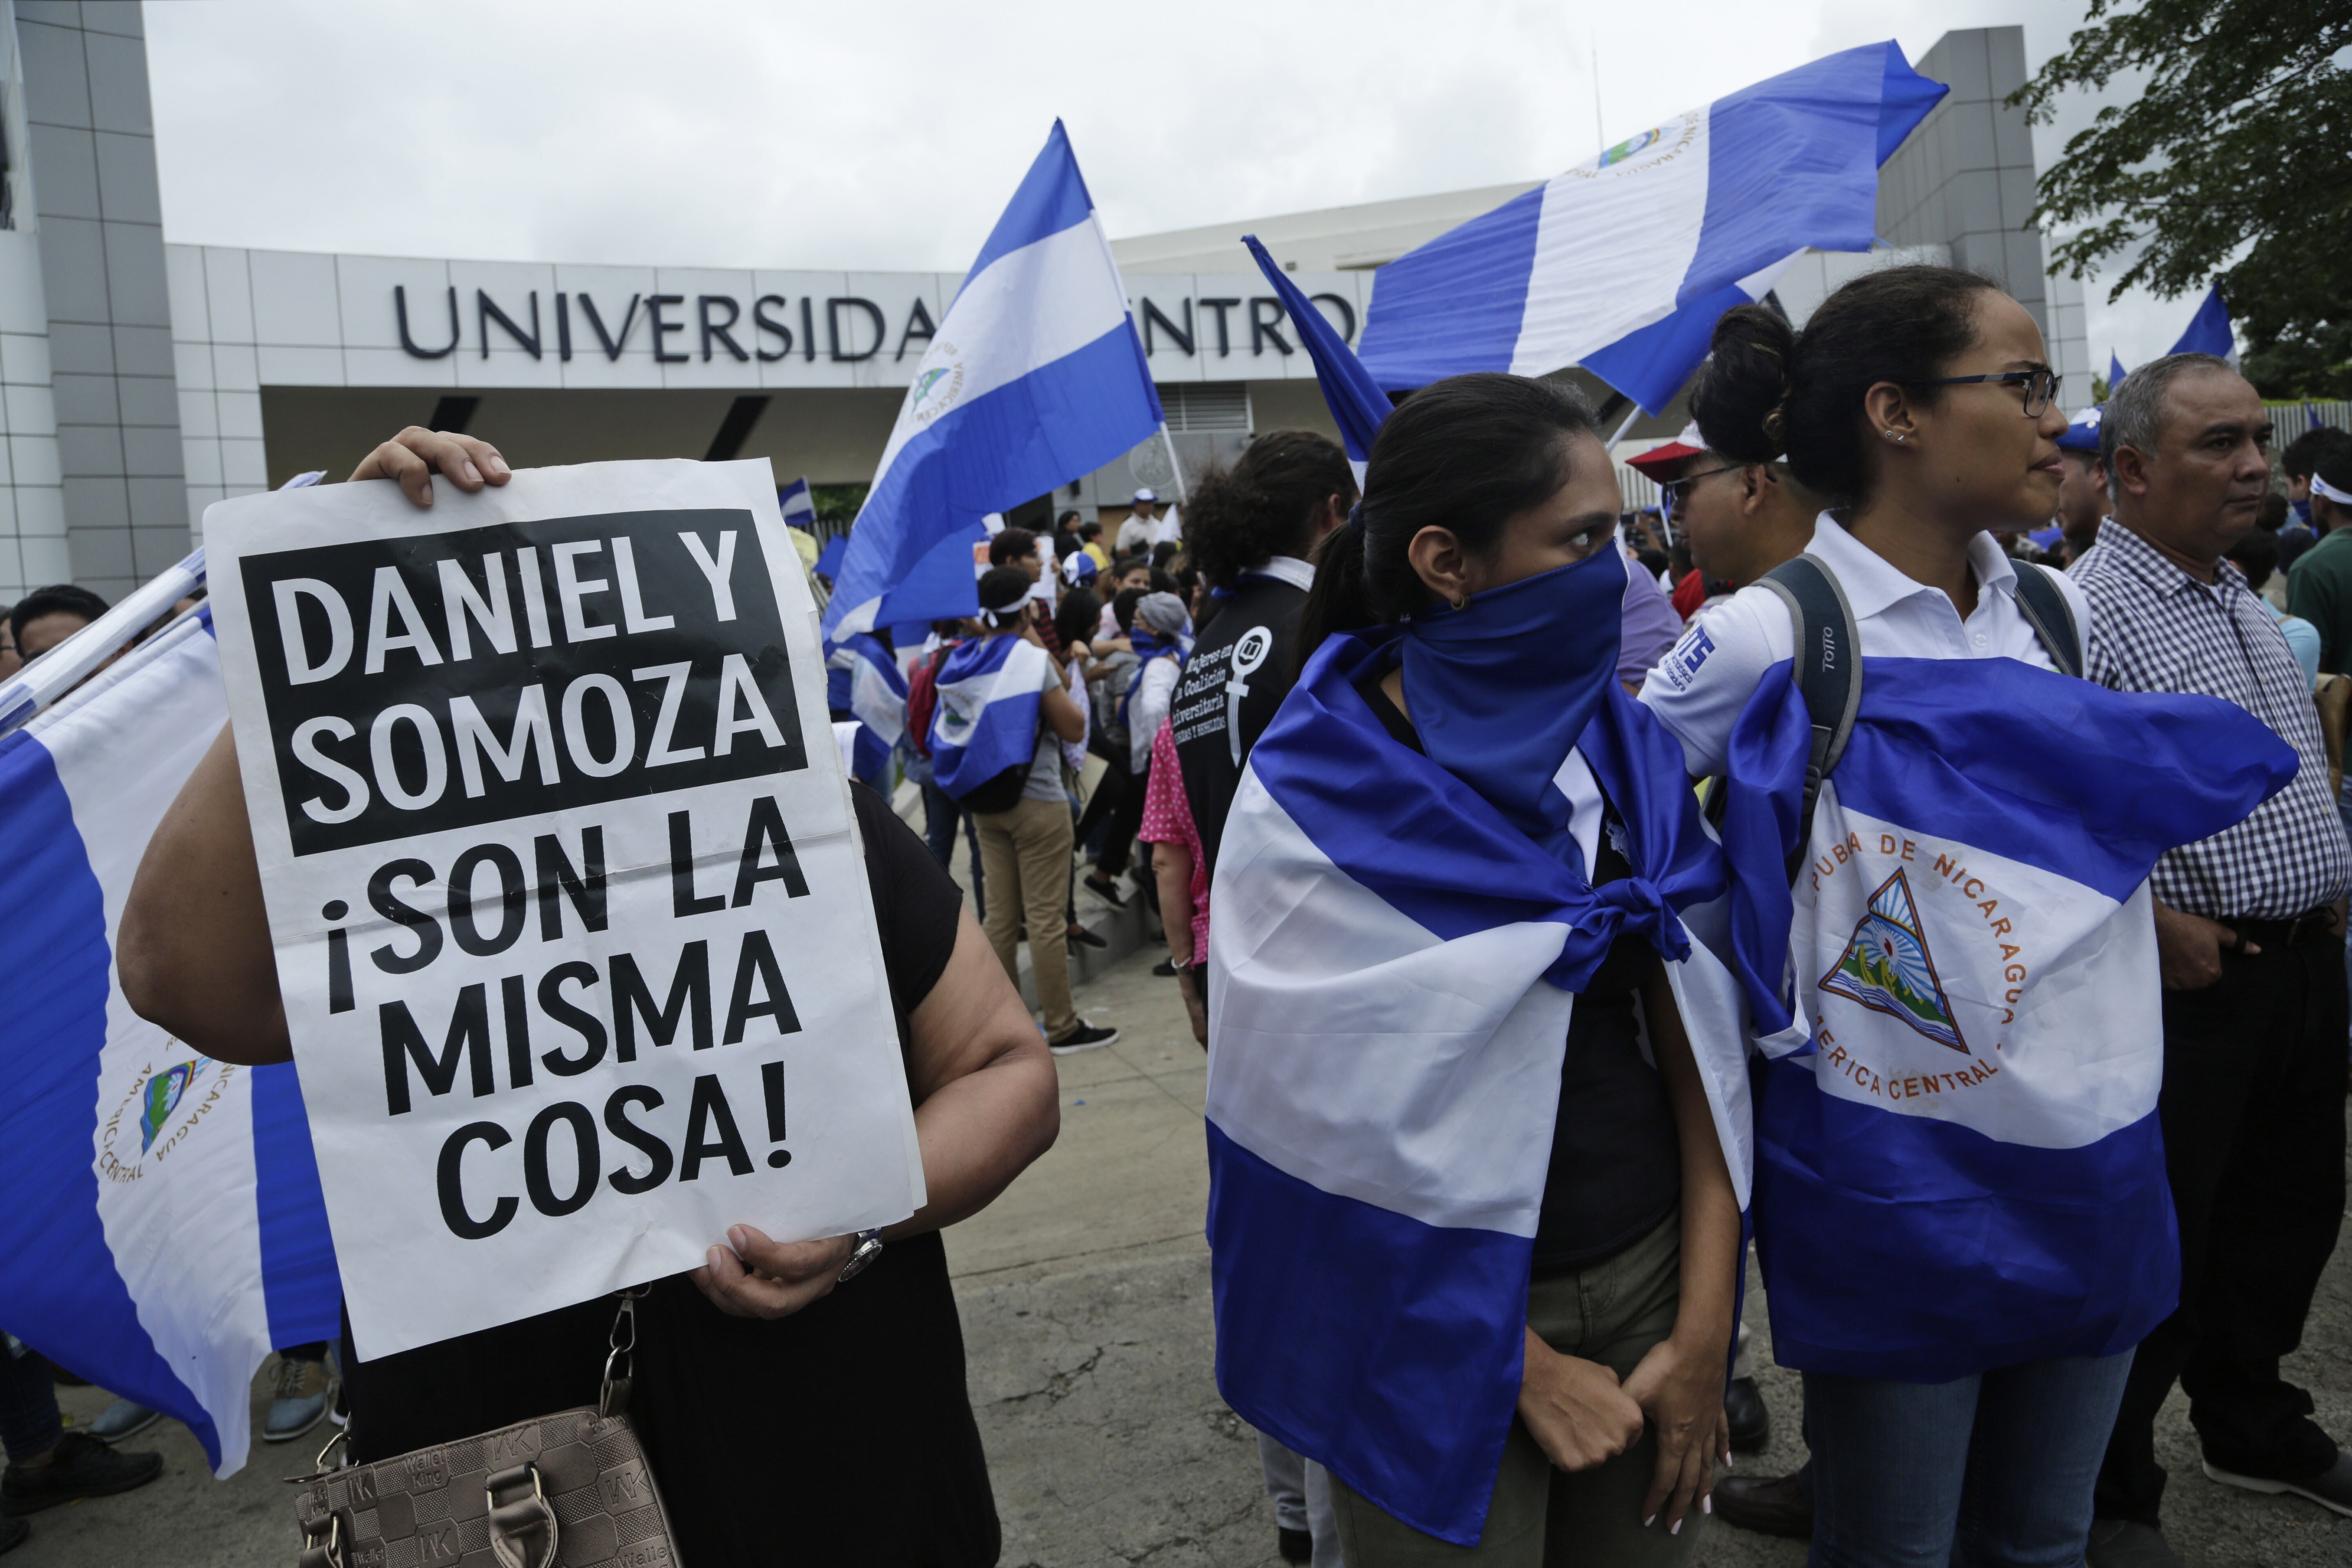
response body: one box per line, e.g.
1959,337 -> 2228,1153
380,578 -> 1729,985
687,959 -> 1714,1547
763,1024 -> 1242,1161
2070,353 -> 2352,1559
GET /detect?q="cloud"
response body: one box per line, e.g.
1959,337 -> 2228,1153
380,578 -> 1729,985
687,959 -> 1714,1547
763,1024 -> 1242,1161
145,0 -> 2198,370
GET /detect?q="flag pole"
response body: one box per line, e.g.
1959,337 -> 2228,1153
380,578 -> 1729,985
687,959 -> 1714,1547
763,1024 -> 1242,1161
0,547 -> 207,738
1158,424 -> 1189,504
1607,405 -> 1642,448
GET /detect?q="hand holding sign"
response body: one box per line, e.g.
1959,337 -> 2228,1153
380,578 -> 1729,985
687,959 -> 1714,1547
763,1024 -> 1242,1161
202,458 -> 921,1359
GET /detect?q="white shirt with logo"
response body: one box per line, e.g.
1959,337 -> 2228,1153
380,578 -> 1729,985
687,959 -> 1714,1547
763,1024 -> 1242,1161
1638,515 -> 2095,779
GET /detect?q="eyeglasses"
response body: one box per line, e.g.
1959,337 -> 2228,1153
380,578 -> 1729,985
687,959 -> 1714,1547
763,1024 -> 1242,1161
1659,463 -> 1745,510
1918,368 -> 2063,419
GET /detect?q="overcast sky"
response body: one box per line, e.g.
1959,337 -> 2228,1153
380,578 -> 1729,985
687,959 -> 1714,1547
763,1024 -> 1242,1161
145,0 -> 2192,375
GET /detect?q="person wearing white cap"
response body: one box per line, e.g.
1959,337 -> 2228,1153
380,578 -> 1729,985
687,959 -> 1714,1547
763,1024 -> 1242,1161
1116,488 -> 1160,554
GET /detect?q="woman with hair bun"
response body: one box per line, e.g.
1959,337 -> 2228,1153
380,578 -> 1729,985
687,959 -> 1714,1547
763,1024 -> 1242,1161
1638,267 -> 2297,1564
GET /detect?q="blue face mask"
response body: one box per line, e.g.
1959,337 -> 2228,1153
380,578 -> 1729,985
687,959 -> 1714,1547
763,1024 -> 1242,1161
2293,498 -> 2314,527
1400,544 -> 1627,859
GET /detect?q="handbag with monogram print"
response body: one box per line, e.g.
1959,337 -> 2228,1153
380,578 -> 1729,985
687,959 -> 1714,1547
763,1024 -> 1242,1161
292,1292 -> 679,1568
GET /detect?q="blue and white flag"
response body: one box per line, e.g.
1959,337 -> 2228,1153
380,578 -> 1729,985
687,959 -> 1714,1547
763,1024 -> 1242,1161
1204,550 -> 1758,1545
1358,41 -> 1946,414
1714,655 -> 2293,1379
2168,284 -> 2237,365
779,475 -> 817,531
826,630 -> 909,783
822,122 -> 1162,639
1241,234 -> 1389,484
928,634 -> 1052,798
2110,350 -> 2130,392
0,606 -> 339,1476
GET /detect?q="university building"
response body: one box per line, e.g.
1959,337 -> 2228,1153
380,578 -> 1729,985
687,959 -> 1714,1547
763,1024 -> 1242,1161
0,5 -> 2085,602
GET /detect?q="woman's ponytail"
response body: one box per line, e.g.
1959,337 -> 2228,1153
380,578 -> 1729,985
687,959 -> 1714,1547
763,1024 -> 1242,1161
1297,505 -> 1374,666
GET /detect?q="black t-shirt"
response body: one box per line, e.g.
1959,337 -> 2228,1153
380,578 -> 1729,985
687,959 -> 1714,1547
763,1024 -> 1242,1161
1362,681 -> 1681,1278
340,784 -> 997,1568
1170,575 -> 1307,877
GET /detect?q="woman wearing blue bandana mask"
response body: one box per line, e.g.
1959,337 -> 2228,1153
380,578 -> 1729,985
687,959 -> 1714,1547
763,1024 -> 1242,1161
1211,373 -> 1744,1564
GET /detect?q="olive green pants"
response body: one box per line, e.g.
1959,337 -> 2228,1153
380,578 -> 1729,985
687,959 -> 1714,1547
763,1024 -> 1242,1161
1330,1215 -> 1708,1568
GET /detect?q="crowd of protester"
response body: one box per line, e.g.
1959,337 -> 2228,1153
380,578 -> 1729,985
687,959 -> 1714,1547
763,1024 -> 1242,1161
4,263 -> 2346,1568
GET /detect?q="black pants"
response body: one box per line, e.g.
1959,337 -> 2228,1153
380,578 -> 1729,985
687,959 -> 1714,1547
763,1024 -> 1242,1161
2094,919 -> 2348,1525
1076,740 -> 1147,879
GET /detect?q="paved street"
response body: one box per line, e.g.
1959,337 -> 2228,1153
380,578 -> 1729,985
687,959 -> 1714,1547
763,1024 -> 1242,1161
15,945 -> 2352,1566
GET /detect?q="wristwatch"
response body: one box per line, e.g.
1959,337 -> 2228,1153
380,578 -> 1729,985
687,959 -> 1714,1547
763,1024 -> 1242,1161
836,1229 -> 885,1284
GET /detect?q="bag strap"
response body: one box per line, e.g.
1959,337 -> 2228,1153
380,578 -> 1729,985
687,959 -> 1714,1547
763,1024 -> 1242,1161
1755,556 -> 1862,882
2010,560 -> 2083,679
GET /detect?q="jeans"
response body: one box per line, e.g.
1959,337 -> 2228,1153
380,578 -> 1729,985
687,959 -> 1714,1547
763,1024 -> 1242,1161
2094,920 -> 2348,1523
1805,1352 -> 2133,1568
1259,1432 -> 1343,1568
919,780 -> 985,921
0,1335 -> 62,1464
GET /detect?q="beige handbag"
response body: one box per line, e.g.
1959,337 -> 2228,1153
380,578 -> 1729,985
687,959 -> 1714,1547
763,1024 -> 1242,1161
293,1291 -> 680,1568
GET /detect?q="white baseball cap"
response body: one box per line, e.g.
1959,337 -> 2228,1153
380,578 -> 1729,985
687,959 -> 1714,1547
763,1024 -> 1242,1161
1132,488 -> 1157,504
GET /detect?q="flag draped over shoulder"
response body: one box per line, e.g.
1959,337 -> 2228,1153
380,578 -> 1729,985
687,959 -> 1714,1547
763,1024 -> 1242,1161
1714,655 -> 2296,1379
1205,609 -> 1757,1546
822,121 -> 1162,638
825,630 -> 909,781
927,635 -> 1051,797
1357,40 -> 1946,414
0,608 -> 340,1477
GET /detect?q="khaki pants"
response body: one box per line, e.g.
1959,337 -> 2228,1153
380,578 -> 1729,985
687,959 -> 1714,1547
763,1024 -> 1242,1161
975,793 -> 1077,1038
1330,1214 -> 1706,1568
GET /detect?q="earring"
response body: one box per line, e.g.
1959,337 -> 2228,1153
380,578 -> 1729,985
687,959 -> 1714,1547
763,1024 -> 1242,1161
1882,430 -> 1903,443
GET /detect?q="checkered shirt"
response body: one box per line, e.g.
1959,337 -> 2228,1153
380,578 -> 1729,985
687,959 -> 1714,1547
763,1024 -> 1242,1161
2071,518 -> 2351,919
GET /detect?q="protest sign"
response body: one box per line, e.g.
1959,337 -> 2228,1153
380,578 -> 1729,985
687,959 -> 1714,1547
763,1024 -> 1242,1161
203,459 -> 922,1359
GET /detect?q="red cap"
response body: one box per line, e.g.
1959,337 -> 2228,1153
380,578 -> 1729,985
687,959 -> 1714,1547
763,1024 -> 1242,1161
1624,440 -> 1704,479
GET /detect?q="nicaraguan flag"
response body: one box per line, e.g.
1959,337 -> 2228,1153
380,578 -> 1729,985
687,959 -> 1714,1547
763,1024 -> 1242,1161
0,606 -> 340,1476
778,475 -> 817,531
826,630 -> 909,782
822,121 -> 1163,638
928,635 -> 1052,798
1358,41 -> 1946,414
1205,612 -> 1759,1545
1241,234 -> 1389,484
1714,655 -> 2294,1379
2168,284 -> 2237,365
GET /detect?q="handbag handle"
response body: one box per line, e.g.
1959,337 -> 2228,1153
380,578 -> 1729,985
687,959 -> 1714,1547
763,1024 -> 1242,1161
486,1462 -> 560,1568
600,1286 -> 648,1419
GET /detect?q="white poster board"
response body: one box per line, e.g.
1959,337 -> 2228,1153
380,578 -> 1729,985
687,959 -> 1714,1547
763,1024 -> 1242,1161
203,459 -> 922,1359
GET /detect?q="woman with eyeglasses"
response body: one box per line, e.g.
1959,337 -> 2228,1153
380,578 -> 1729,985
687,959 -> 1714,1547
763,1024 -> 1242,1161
1635,266 -> 2263,1566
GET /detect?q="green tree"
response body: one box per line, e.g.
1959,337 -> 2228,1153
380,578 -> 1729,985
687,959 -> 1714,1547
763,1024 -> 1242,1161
810,483 -> 869,530
2015,0 -> 2352,399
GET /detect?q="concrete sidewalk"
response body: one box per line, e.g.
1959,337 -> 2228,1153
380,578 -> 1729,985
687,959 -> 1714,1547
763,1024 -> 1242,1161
15,947 -> 2352,1566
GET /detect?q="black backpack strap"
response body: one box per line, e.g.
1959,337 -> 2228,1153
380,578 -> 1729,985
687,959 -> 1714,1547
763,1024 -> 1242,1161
1755,557 -> 1862,880
2010,561 -> 2083,679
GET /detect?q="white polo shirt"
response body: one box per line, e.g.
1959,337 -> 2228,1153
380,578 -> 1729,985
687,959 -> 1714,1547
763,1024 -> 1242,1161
1639,516 -> 2095,778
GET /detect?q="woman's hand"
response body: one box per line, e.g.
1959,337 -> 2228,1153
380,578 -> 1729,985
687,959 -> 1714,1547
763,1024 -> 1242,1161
1517,1330 -> 1644,1473
690,1225 -> 855,1319
347,426 -> 511,509
1621,1330 -> 1728,1532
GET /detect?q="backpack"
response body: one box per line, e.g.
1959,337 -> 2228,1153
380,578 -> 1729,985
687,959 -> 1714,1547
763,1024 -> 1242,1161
904,646 -> 950,760
1750,554 -> 2082,881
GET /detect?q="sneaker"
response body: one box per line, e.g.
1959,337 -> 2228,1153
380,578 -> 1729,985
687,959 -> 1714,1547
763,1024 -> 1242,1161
1083,873 -> 1128,907
0,1514 -> 23,1555
1,1431 -> 163,1515
2085,1519 -> 2184,1568
1068,925 -> 1108,951
1724,1375 -> 1770,1453
2201,1449 -> 2352,1517
1277,1525 -> 1312,1564
263,1354 -> 338,1443
1049,1021 -> 1119,1054
1152,958 -> 1180,978
88,1399 -> 158,1443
